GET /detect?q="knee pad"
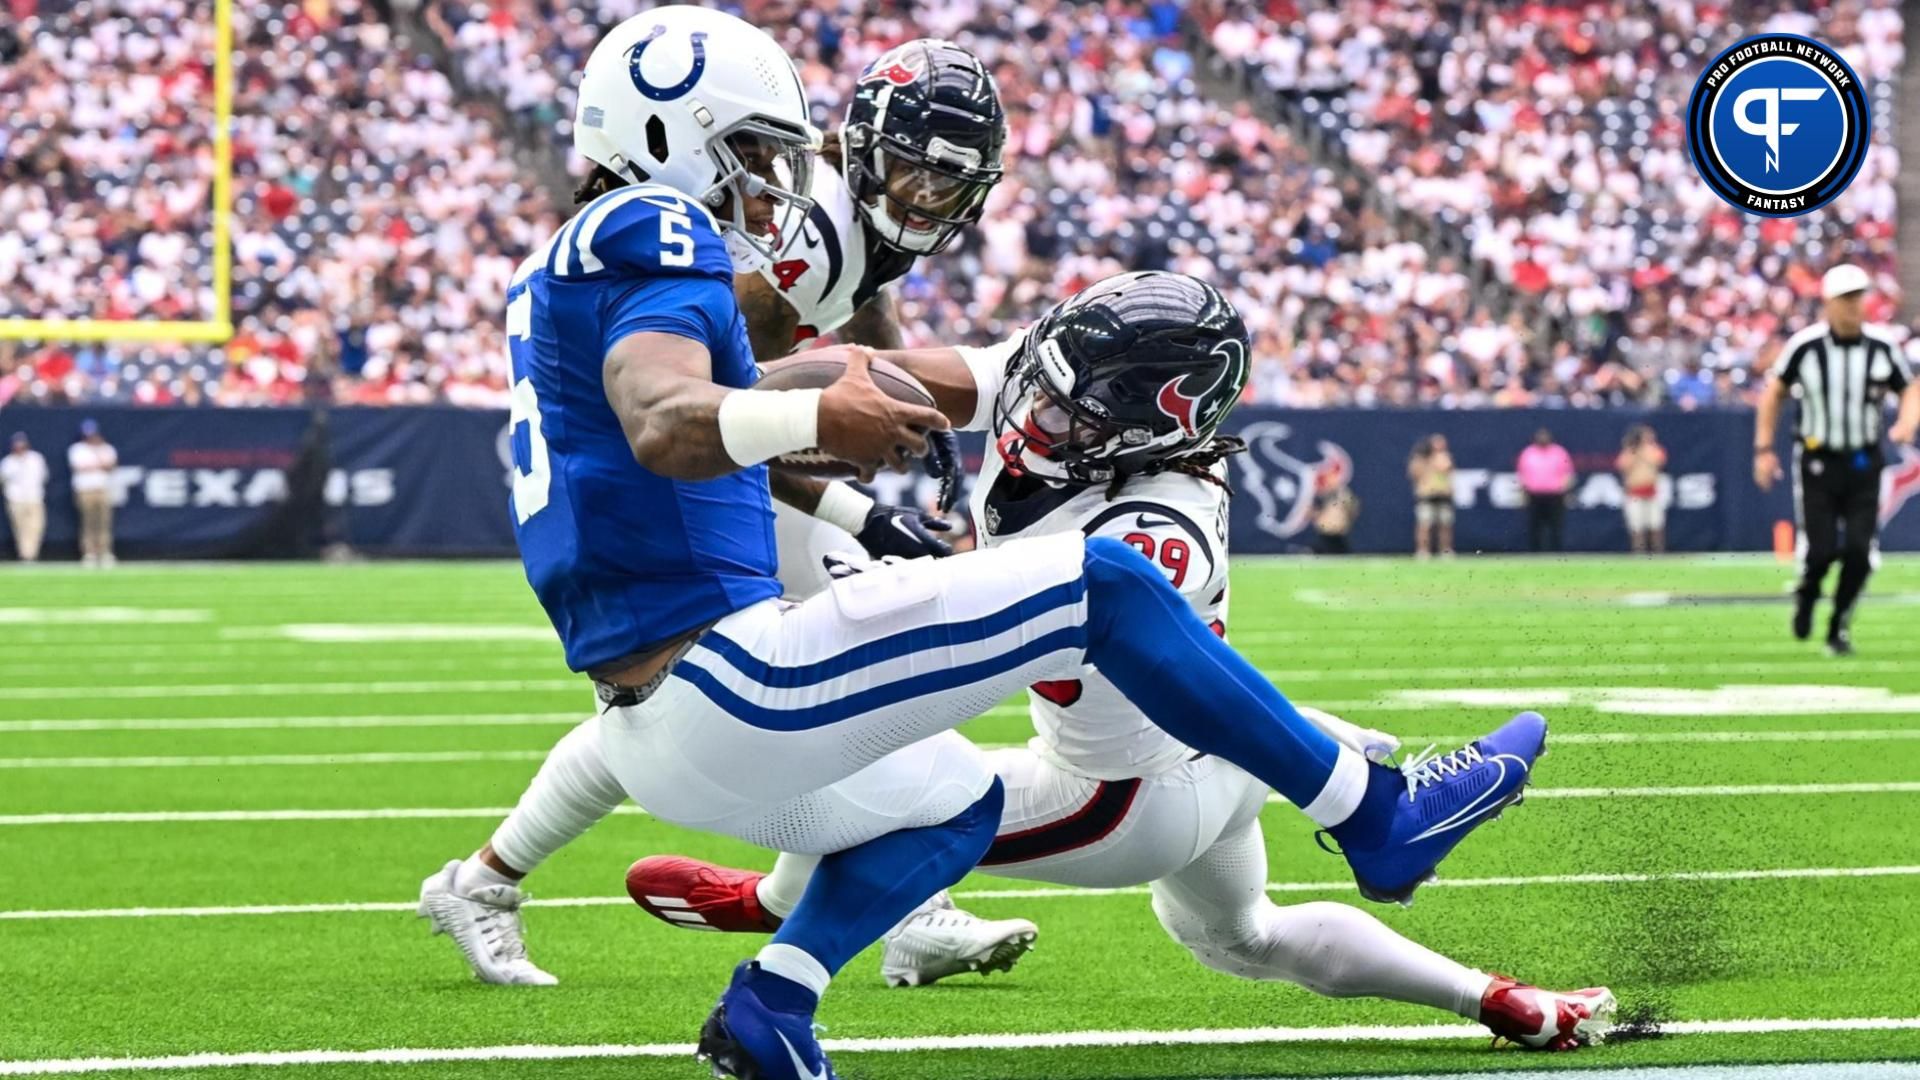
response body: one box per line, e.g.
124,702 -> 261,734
1151,891 -> 1268,978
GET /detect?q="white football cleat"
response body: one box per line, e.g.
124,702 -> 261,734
417,859 -> 558,986
880,895 -> 1038,988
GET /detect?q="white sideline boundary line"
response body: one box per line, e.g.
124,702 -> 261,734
9,780 -> 1920,827
3,727 -> 1916,763
5,865 -> 1917,921
4,1017 -> 1919,1074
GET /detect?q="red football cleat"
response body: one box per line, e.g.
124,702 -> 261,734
1479,975 -> 1616,1050
626,855 -> 782,933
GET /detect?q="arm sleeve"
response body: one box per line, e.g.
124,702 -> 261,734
954,329 -> 1029,432
602,276 -> 738,358
1889,342 -> 1913,392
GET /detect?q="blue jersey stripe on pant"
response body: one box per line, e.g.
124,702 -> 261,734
674,623 -> 1087,732
694,578 -> 1086,689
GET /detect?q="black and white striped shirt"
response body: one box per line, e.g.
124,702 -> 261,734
1772,323 -> 1913,451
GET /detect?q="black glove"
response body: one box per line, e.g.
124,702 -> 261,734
923,428 -> 962,513
856,503 -> 954,559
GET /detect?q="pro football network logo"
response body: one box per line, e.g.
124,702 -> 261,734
1686,33 -> 1870,217
1230,421 -> 1352,540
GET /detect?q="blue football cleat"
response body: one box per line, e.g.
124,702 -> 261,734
697,961 -> 836,1080
1327,710 -> 1547,905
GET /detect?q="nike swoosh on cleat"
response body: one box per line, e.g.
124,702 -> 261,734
777,1031 -> 828,1080
1409,754 -> 1530,843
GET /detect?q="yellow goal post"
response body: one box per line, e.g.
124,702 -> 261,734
1,0 -> 234,344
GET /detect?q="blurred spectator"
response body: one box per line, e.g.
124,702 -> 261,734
4,0 -> 1905,410
1616,423 -> 1668,554
1407,433 -> 1454,557
1193,0 -> 1905,405
2,0 -> 554,408
2,431 -> 48,562
1312,470 -> 1359,554
1517,427 -> 1573,552
68,419 -> 117,567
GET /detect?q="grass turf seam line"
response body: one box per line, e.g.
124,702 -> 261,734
6,1018 -> 1920,1075
6,865 -> 1918,920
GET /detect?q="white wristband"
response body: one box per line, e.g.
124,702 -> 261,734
717,388 -> 822,466
813,480 -> 875,535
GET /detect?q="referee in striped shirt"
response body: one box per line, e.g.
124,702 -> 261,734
1754,264 -> 1920,655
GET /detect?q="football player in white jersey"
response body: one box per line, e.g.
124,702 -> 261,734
750,38 -> 1008,574
629,271 -> 1617,1051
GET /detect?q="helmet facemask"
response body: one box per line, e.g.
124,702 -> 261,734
697,118 -> 818,271
991,338 -> 1169,486
847,125 -> 999,255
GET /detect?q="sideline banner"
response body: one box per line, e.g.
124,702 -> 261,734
1,406 -> 1913,558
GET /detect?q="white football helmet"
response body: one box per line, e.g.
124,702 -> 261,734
573,5 -> 819,270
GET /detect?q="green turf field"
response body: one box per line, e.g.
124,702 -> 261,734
5,556 -> 1919,1080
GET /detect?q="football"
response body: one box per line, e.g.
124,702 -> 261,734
754,354 -> 937,474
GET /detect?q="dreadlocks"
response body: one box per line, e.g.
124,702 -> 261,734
1103,435 -> 1248,501
572,164 -> 626,206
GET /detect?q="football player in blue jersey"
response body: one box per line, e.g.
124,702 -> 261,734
419,10 -> 1546,1079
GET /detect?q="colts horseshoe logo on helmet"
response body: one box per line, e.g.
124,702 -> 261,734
627,25 -> 708,102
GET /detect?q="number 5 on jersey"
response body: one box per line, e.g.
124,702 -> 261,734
506,290 -> 550,523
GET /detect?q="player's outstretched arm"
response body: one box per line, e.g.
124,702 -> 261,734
736,272 -> 804,364
840,291 -> 905,352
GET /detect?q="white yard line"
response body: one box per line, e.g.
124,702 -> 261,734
219,624 -> 557,643
1255,781 -> 1920,805
3,1017 -> 1917,1075
8,658 -> 1920,698
0,658 -> 560,679
0,714 -> 586,733
0,751 -> 552,770
1257,661 -> 1920,681
0,680 -> 583,700
0,608 -> 209,624
3,726 -> 1910,759
0,705 -> 1034,734
5,865 -> 1917,921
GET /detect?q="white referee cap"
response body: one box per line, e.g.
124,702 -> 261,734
1822,263 -> 1871,300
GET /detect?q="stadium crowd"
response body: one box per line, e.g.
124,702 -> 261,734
2,0 -> 554,407
1200,0 -> 1910,407
1,0 -> 1911,409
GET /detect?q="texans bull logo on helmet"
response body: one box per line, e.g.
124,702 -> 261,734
1156,339 -> 1248,439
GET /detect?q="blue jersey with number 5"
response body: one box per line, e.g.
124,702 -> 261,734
504,185 -> 779,673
